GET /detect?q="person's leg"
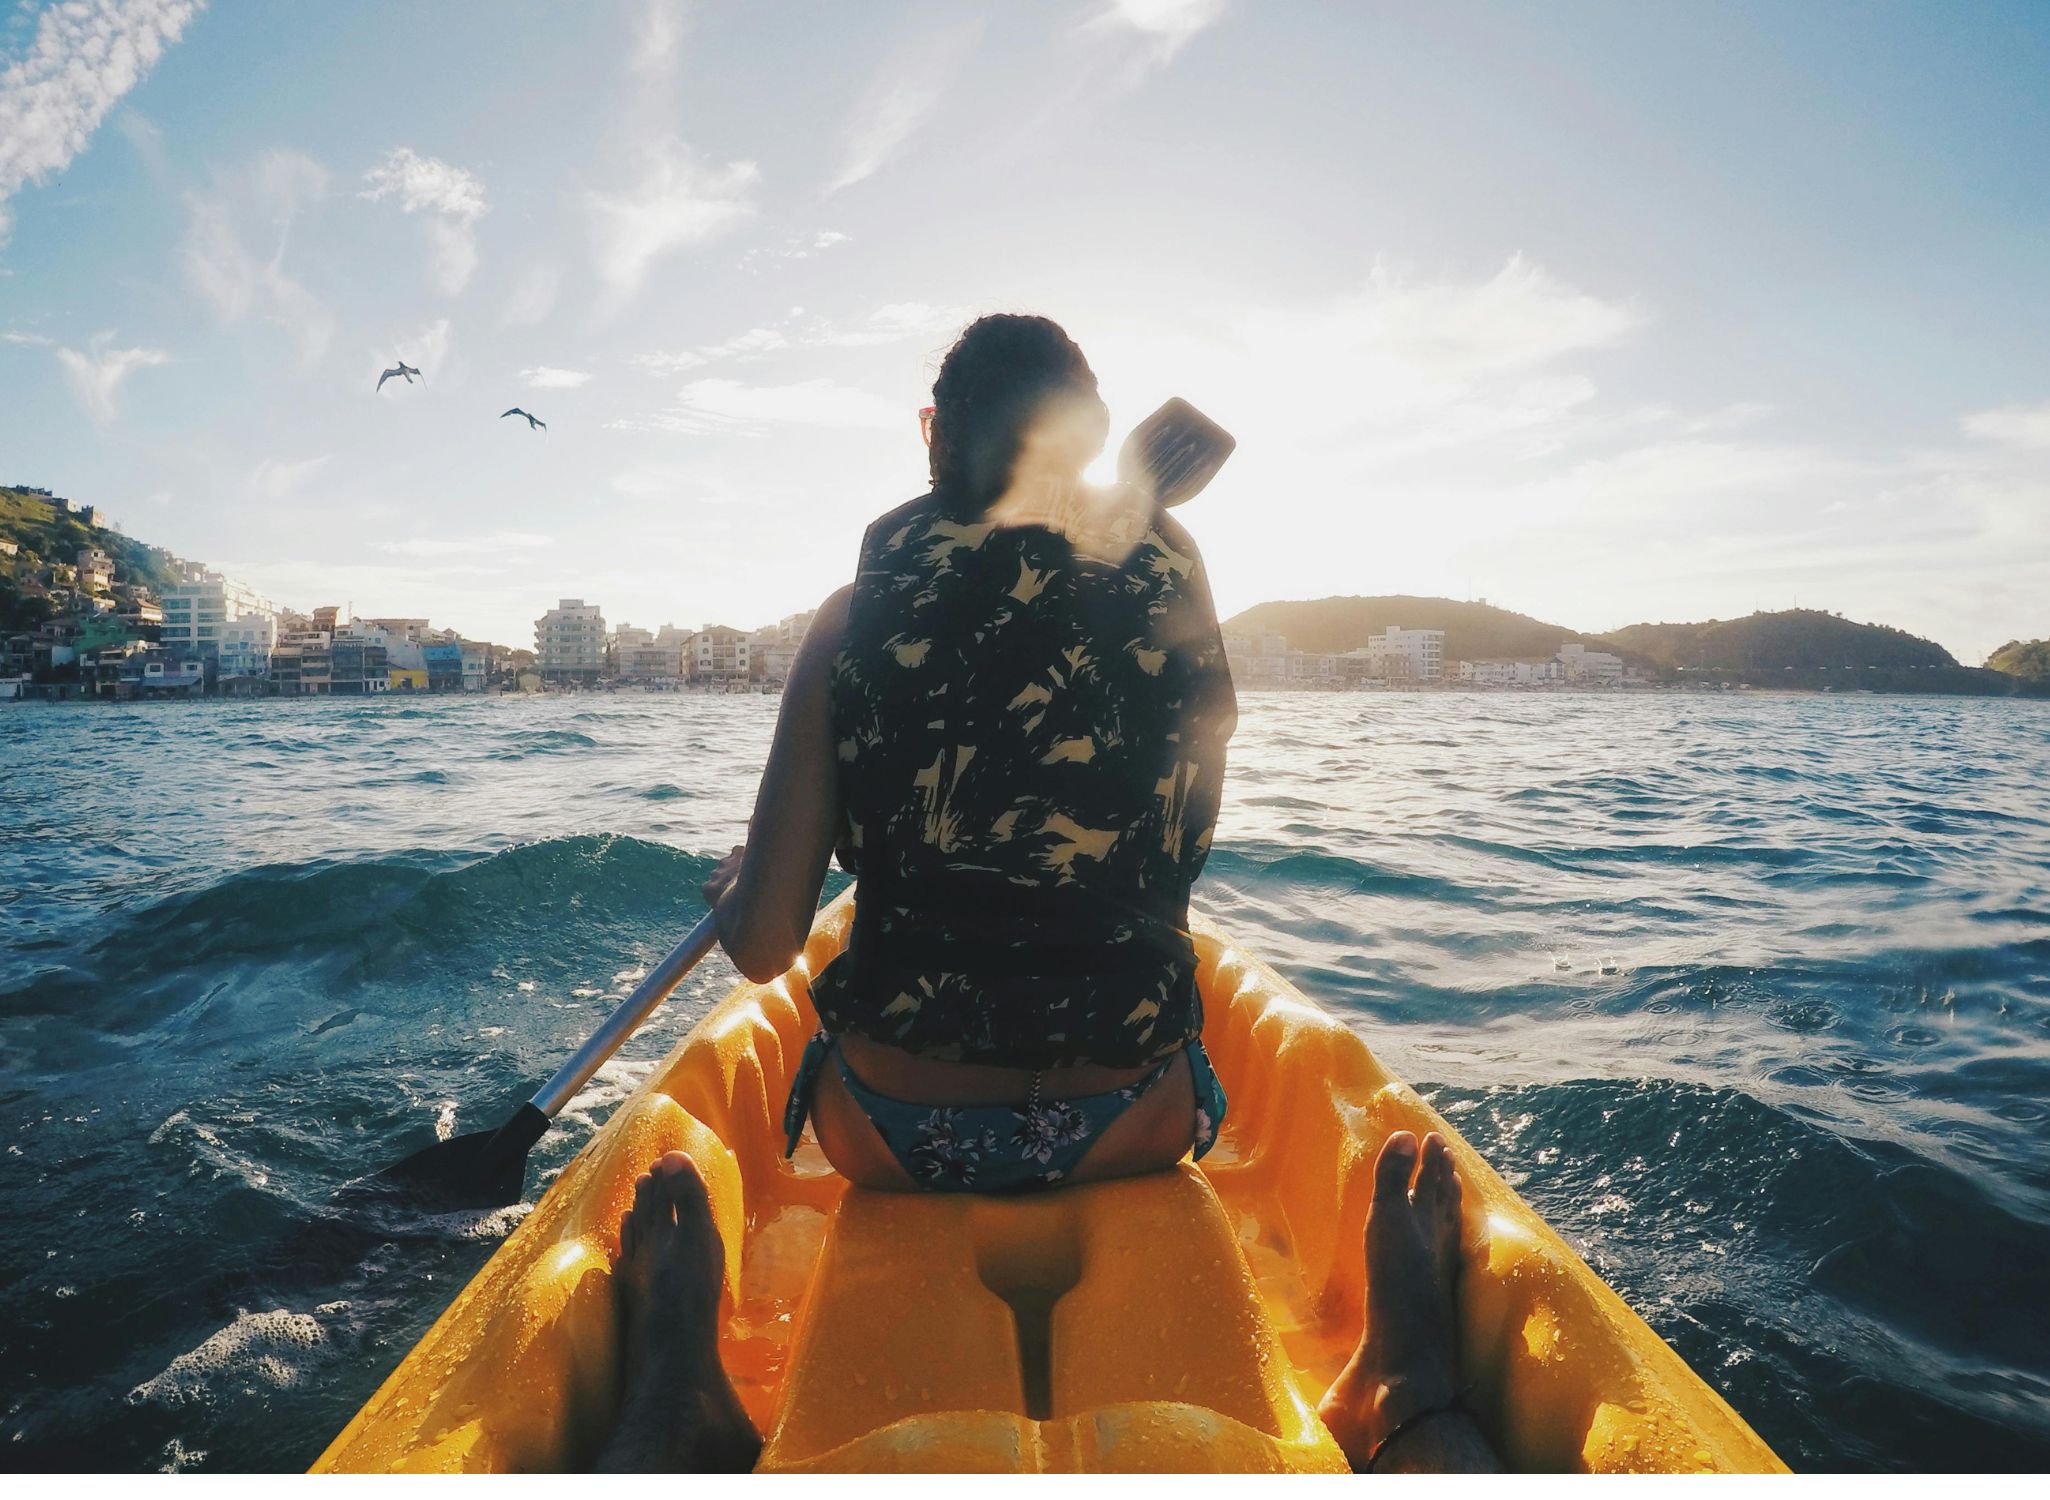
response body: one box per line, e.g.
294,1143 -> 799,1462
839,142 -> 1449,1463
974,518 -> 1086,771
1317,1130 -> 1503,1473
593,1152 -> 761,1473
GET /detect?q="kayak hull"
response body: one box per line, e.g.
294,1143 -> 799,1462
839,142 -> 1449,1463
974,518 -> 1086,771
314,893 -> 1785,1473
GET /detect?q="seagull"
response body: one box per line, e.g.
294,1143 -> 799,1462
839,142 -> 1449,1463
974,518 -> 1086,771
376,360 -> 422,392
501,407 -> 546,431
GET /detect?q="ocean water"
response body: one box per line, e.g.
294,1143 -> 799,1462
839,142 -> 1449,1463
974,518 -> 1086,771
3,691 -> 2048,1473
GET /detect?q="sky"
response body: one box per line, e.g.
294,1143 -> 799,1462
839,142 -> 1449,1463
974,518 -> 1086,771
1,0 -> 2046,662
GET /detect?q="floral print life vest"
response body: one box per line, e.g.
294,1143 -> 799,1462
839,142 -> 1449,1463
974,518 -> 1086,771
809,486 -> 1237,1069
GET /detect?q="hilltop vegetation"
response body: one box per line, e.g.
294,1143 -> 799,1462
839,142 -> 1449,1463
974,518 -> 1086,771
1225,594 -> 2042,697
1987,639 -> 2050,681
1221,595 -> 1586,660
1,488 -> 184,595
1597,608 -> 2028,694
2,486 -> 190,634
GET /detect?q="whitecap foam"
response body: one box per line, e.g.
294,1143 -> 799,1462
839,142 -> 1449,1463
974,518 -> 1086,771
128,1307 -> 336,1408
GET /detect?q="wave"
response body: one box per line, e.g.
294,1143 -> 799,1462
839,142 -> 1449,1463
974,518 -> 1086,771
3,836 -> 718,1013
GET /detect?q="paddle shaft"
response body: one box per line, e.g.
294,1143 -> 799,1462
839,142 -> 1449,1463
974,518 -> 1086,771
527,908 -> 722,1119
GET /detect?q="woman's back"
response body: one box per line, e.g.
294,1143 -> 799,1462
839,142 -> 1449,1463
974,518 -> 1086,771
813,487 -> 1237,1070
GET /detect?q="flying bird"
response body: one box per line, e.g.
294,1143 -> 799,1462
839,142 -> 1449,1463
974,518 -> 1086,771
501,407 -> 546,431
376,360 -> 422,392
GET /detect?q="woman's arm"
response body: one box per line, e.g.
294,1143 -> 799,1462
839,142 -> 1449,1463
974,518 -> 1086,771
701,585 -> 852,981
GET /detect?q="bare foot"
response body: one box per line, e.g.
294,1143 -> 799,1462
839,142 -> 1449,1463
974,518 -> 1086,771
1318,1130 -> 1497,1472
593,1152 -> 760,1473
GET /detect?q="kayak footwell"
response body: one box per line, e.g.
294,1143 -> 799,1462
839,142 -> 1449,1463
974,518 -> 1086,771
312,893 -> 1786,1473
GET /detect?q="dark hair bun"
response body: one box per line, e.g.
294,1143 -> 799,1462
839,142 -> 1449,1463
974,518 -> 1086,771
929,314 -> 1102,514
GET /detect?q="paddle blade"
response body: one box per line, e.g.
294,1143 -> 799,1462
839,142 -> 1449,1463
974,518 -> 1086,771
1117,397 -> 1236,508
346,1103 -> 549,1213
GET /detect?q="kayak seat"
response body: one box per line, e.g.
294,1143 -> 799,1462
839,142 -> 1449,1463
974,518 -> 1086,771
756,1167 -> 1347,1472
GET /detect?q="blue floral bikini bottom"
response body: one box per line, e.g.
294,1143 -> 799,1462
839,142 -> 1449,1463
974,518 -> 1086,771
782,1032 -> 1227,1193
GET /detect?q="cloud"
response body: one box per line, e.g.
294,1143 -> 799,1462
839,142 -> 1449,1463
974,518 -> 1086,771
615,377 -> 902,435
0,0 -> 204,243
379,531 -> 554,559
1089,0 -> 1228,61
249,454 -> 329,499
739,227 -> 849,271
55,337 -> 168,421
360,146 -> 488,294
633,302 -> 970,373
588,139 -> 758,300
1962,400 -> 2050,450
181,148 -> 334,364
4,329 -> 55,346
628,0 -> 688,79
827,23 -> 983,193
521,366 -> 591,390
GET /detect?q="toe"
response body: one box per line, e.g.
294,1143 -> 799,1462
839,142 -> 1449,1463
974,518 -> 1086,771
1373,1130 -> 1421,1208
655,1152 -> 713,1219
618,1208 -> 637,1258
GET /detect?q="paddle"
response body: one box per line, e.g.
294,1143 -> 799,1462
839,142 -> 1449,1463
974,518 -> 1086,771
350,399 -> 1234,1213
353,910 -> 722,1211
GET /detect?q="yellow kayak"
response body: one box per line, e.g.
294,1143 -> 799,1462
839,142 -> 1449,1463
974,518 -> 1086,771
314,893 -> 1786,1473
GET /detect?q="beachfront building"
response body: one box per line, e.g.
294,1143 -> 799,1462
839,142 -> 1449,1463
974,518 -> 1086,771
750,611 -> 815,683
691,625 -> 751,682
1223,632 -> 1291,686
536,599 -> 605,686
460,642 -> 491,692
329,634 -> 389,694
1366,626 -> 1445,682
621,624 -> 691,683
268,630 -> 331,695
216,615 -> 277,693
161,568 -> 280,657
1558,643 -> 1625,685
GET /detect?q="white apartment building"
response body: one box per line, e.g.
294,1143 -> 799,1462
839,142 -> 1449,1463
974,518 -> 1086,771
216,615 -> 278,686
1366,626 -> 1445,682
160,569 -> 281,655
460,642 -> 491,692
1558,643 -> 1625,684
536,599 -> 606,684
1457,658 -> 1564,686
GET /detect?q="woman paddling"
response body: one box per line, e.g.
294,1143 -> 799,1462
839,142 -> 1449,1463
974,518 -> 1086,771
595,314 -> 1499,1474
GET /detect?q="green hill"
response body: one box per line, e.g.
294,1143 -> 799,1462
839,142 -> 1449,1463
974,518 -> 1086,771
1596,609 -> 2028,695
1986,639 -> 2050,681
3,486 -> 193,634
1221,595 -> 1586,660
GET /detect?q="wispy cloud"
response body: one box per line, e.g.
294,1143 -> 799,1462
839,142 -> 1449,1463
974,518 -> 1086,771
633,301 -> 970,373
827,22 -> 983,193
628,0 -> 688,80
521,366 -> 590,390
739,227 -> 849,271
0,0 -> 205,243
249,453 -> 330,499
55,336 -> 168,422
3,329 -> 55,346
1088,0 -> 1228,63
615,377 -> 901,435
181,148 -> 334,364
360,146 -> 488,294
1962,399 -> 2050,450
379,530 -> 554,559
588,139 -> 758,301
